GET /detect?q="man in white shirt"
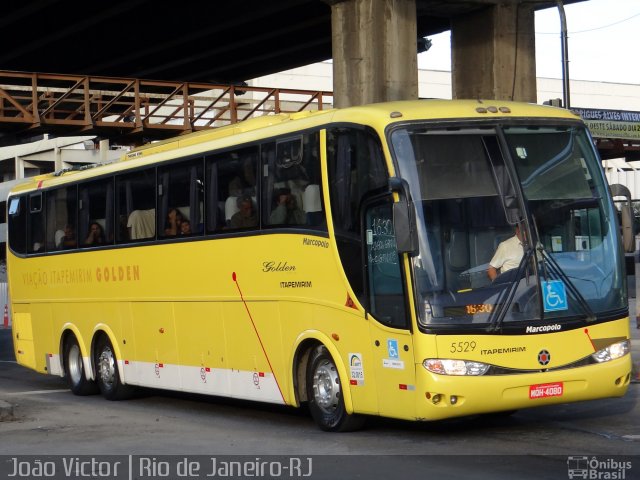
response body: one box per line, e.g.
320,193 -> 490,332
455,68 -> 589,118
487,225 -> 524,281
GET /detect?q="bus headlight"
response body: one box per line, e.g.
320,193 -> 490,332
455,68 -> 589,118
591,340 -> 630,363
423,359 -> 490,376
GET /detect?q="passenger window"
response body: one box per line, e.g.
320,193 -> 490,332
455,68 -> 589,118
46,186 -> 78,250
116,169 -> 156,242
263,131 -> 324,228
158,159 -> 204,238
8,196 -> 27,254
27,193 -> 45,254
206,146 -> 258,232
79,178 -> 114,246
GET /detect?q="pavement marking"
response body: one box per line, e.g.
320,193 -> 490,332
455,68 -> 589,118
0,360 -> 17,363
5,389 -> 69,396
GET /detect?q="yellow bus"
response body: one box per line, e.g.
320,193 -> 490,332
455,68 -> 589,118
8,100 -> 632,431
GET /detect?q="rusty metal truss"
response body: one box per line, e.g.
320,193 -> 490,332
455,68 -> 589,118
0,71 -> 333,141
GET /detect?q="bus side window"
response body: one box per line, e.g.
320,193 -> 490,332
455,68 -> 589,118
79,178 -> 114,246
263,131 -> 325,229
208,146 -> 258,231
116,168 -> 156,242
158,158 -> 204,238
8,196 -> 27,254
46,186 -> 78,250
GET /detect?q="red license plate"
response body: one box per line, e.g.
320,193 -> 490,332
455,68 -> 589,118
529,382 -> 564,399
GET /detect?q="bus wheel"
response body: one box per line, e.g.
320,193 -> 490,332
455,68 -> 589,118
306,345 -> 365,432
94,336 -> 134,400
63,337 -> 98,395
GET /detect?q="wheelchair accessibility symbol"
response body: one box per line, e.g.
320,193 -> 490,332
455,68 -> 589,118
387,339 -> 399,359
542,280 -> 568,312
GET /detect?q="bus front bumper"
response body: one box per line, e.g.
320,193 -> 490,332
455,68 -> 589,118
413,355 -> 632,421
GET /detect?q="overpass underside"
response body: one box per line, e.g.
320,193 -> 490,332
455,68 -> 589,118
3,0 -> 633,161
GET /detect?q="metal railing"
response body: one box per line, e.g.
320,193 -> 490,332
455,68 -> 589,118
0,71 -> 333,139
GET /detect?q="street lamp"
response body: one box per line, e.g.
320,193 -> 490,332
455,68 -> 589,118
556,0 -> 571,109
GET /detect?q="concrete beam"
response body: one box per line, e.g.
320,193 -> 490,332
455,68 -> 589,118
451,3 -> 537,102
329,0 -> 418,108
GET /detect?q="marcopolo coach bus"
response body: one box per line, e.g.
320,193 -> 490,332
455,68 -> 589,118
8,100 -> 632,431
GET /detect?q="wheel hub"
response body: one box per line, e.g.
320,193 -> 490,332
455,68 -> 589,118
68,344 -> 83,385
97,345 -> 116,387
313,359 -> 340,413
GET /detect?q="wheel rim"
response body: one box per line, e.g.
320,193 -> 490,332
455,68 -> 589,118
68,344 -> 84,385
312,358 -> 340,414
97,344 -> 116,389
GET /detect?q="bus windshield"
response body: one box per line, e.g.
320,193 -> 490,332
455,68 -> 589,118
390,123 -> 626,330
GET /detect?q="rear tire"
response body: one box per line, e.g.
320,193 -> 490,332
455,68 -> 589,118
63,336 -> 98,395
306,345 -> 365,432
94,336 -> 135,400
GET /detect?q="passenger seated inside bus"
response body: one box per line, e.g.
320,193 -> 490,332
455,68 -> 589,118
229,194 -> 257,229
55,224 -> 76,249
270,187 -> 305,225
487,225 -> 524,282
164,208 -> 184,236
127,209 -> 156,240
84,221 -> 105,245
180,219 -> 192,235
303,184 -> 323,226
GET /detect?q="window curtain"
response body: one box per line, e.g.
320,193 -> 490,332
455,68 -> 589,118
206,162 -> 218,231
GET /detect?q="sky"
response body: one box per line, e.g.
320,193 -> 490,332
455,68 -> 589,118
418,0 -> 640,85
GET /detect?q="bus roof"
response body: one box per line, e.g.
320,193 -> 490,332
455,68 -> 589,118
9,99 -> 580,196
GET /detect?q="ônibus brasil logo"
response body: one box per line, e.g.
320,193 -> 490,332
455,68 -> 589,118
567,456 -> 632,479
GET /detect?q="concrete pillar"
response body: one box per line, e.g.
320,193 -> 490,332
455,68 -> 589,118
54,147 -> 63,172
451,3 -> 536,102
99,139 -> 110,163
329,0 -> 418,108
14,156 -> 24,180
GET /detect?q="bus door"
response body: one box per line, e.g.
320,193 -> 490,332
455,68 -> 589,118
363,197 -> 416,419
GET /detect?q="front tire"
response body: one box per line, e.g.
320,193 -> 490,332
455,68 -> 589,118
94,336 -> 134,400
64,336 -> 98,395
306,345 -> 365,432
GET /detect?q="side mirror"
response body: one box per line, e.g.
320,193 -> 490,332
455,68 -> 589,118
610,183 -> 635,254
389,177 -> 418,255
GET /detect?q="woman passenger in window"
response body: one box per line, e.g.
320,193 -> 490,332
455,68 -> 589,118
84,222 -> 105,245
164,208 -> 184,236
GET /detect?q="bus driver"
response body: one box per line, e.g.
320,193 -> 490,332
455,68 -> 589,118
487,225 -> 524,281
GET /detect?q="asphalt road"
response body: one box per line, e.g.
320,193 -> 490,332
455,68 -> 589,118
0,324 -> 638,480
